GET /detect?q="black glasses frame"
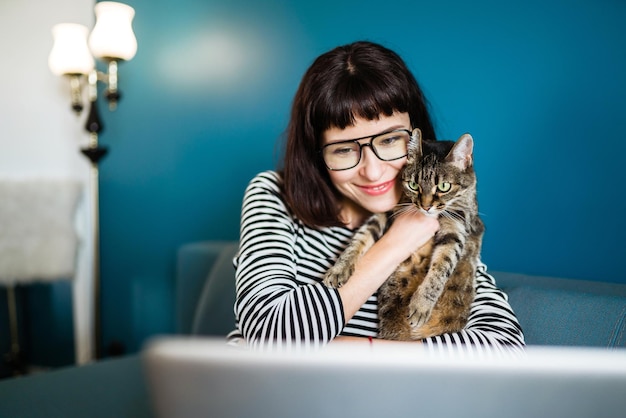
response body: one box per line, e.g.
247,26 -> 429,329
320,129 -> 412,171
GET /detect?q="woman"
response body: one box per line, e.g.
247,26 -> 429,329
227,41 -> 524,353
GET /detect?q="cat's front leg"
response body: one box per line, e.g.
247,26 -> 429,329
323,213 -> 387,288
407,278 -> 441,328
407,233 -> 463,328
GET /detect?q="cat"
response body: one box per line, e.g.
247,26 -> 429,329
323,129 -> 484,340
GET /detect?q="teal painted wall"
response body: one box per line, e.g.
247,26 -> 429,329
92,0 -> 625,354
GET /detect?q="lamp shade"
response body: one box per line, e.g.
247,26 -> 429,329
48,23 -> 95,75
88,2 -> 137,61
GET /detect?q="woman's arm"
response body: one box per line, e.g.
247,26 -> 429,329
235,172 -> 438,350
337,211 -> 439,323
234,172 -> 346,350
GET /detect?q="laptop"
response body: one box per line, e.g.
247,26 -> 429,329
142,337 -> 626,418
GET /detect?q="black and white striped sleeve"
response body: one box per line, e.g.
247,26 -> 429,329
233,171 -> 345,351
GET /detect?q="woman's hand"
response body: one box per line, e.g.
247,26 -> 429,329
379,210 -> 440,262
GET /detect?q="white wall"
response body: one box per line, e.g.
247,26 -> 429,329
0,0 -> 95,364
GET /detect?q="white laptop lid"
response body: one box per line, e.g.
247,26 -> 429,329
142,337 -> 626,418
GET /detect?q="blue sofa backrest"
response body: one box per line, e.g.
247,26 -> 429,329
496,271 -> 626,348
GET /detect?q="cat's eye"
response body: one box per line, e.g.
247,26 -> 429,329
407,181 -> 419,191
437,182 -> 451,192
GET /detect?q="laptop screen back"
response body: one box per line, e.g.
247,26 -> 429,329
143,338 -> 626,418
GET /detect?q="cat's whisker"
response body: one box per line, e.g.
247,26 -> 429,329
441,210 -> 465,229
391,203 -> 419,218
446,210 -> 464,221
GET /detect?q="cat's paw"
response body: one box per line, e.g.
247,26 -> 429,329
407,296 -> 434,328
323,259 -> 354,288
322,270 -> 345,288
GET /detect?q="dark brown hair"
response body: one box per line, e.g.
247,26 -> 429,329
281,41 -> 436,227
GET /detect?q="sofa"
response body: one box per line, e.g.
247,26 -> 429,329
1,240 -> 625,417
177,240 -> 626,348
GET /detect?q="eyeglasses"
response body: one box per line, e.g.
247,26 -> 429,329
321,129 -> 412,171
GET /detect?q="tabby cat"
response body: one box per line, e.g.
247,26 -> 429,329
323,129 -> 484,340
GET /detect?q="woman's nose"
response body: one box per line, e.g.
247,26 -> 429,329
359,146 -> 383,180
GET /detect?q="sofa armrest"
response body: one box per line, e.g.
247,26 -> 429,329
175,241 -> 238,334
191,242 -> 239,336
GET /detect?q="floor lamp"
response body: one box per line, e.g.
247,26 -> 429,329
48,1 -> 137,360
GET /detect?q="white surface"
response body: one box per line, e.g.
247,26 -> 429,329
144,337 -> 626,418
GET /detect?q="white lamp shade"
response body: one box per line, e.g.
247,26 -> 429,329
88,1 -> 137,61
48,23 -> 95,75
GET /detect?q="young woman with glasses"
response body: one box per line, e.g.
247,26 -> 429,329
227,41 -> 524,353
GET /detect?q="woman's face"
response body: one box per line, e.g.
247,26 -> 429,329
322,112 -> 411,228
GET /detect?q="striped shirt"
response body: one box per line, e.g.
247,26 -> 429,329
227,171 -> 525,355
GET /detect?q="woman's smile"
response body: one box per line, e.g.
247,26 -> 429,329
358,179 -> 396,196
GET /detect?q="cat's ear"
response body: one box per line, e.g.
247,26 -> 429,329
446,133 -> 474,170
407,128 -> 422,164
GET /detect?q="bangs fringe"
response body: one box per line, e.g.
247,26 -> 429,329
315,72 -> 411,132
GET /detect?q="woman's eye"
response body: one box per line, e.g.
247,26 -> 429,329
332,146 -> 356,156
437,182 -> 451,192
378,135 -> 400,146
407,181 -> 419,191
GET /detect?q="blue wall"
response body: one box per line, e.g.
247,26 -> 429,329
95,0 -> 626,353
